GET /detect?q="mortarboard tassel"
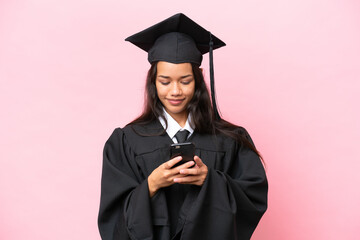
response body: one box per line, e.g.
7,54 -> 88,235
209,32 -> 221,121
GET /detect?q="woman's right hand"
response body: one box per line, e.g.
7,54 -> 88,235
148,156 -> 194,197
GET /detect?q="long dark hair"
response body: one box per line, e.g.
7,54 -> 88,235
129,62 -> 262,158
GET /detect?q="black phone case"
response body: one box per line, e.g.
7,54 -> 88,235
170,142 -> 195,168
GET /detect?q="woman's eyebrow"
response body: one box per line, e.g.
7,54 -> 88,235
158,75 -> 170,79
158,74 -> 193,79
180,74 -> 193,79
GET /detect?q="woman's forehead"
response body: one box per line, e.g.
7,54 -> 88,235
156,61 -> 193,76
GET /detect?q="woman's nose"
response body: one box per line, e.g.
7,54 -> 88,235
170,83 -> 181,95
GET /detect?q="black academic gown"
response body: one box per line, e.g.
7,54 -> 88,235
98,120 -> 268,240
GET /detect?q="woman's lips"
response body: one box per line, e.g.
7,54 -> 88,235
167,99 -> 184,106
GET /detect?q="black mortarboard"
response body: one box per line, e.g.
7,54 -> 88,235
125,13 -> 226,120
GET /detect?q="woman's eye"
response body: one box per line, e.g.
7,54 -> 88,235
160,82 -> 170,85
181,81 -> 191,85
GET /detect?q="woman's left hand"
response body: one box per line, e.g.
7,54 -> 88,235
174,155 -> 208,186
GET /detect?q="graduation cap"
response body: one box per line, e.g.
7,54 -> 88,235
125,13 -> 226,120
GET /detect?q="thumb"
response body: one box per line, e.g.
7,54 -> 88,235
193,155 -> 203,167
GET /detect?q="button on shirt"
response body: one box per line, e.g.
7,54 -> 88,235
158,109 -> 194,143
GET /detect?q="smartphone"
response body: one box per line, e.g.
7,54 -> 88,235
170,142 -> 195,168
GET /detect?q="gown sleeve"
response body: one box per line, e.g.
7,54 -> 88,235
182,133 -> 268,240
98,128 -> 155,240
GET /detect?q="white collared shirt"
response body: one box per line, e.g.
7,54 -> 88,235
158,109 -> 194,143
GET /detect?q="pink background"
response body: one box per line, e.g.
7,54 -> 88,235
1,0 -> 359,239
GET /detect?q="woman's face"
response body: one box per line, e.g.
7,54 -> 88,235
155,61 -> 195,120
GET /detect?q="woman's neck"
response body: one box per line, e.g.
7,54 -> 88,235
168,111 -> 188,128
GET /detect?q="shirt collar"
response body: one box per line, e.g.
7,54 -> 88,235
158,109 -> 194,140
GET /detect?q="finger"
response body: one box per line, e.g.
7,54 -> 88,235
174,175 -> 201,184
165,156 -> 182,169
179,167 -> 201,175
174,160 -> 195,171
193,155 -> 203,167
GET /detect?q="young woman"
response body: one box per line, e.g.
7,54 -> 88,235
98,13 -> 268,240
